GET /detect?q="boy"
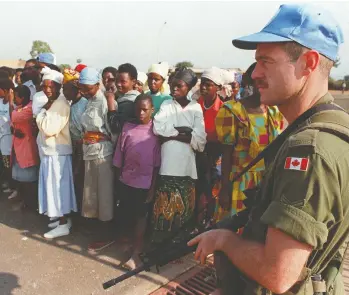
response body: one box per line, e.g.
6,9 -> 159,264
106,63 -> 140,135
113,94 -> 160,270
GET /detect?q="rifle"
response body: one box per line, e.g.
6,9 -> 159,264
102,193 -> 255,290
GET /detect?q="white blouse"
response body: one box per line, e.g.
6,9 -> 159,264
153,99 -> 206,179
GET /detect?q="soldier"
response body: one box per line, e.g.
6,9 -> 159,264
188,4 -> 348,295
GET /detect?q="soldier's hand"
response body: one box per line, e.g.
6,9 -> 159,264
218,187 -> 231,210
187,229 -> 234,265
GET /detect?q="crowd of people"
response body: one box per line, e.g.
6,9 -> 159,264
3,2 -> 349,294
0,52 -> 285,270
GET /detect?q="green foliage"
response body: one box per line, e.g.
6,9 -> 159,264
175,61 -> 194,68
76,58 -> 82,64
58,64 -> 71,71
30,40 -> 53,58
329,76 -> 347,90
344,75 -> 349,82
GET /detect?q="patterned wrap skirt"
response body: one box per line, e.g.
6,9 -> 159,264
152,175 -> 196,243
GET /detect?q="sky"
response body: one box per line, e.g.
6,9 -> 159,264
1,1 -> 349,78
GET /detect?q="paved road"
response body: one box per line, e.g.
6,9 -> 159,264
333,93 -> 349,109
0,196 -> 197,295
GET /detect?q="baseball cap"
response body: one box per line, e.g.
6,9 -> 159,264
79,67 -> 101,85
37,53 -> 56,65
232,4 -> 344,62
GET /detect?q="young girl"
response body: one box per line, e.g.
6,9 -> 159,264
113,94 -> 160,269
146,63 -> 172,117
11,85 -> 39,208
152,68 -> 207,243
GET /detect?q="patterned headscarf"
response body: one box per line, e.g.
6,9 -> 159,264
173,67 -> 198,89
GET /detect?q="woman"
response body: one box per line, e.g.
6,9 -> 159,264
36,68 -> 77,239
63,77 -> 88,211
79,67 -> 115,250
11,85 -> 39,208
229,81 -> 241,101
146,63 -> 172,117
102,66 -> 118,94
214,63 -> 284,222
152,68 -> 206,242
196,67 -> 225,224
134,72 -> 147,93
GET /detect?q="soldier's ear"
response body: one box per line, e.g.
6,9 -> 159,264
301,50 -> 320,77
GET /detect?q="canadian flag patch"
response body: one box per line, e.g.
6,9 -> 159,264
284,157 -> 309,171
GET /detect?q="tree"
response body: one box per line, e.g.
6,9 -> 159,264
76,58 -> 82,64
175,61 -> 194,68
30,40 -> 53,58
58,64 -> 71,71
344,75 -> 349,82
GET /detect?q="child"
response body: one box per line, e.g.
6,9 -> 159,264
0,79 -> 14,193
146,63 -> 172,117
106,63 -> 140,135
11,85 -> 39,208
113,93 -> 160,270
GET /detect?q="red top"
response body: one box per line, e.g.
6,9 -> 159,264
197,95 -> 224,142
11,102 -> 39,168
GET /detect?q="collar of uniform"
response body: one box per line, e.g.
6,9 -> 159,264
314,92 -> 334,106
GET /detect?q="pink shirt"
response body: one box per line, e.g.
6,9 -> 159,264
11,102 -> 39,168
113,121 -> 161,189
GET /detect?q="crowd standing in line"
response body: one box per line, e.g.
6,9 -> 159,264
0,49 -> 285,269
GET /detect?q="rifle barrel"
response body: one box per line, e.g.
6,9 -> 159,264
103,264 -> 148,289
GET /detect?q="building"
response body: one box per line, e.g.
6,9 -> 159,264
0,59 -> 26,69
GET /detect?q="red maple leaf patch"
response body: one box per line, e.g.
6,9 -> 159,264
291,159 -> 300,167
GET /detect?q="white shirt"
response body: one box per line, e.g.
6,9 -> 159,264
32,91 -> 48,117
0,99 -> 11,138
153,99 -> 206,179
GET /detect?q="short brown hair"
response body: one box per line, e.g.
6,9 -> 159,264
281,42 -> 333,77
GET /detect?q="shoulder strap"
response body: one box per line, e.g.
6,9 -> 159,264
231,103 -> 345,182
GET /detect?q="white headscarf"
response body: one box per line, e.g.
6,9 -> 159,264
137,72 -> 148,85
147,63 -> 169,79
222,69 -> 235,85
41,67 -> 63,84
201,67 -> 225,86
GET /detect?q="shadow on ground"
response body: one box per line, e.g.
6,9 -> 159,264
0,272 -> 21,295
0,193 -> 183,294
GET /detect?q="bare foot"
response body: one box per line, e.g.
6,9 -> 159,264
123,254 -> 143,270
209,289 -> 222,295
